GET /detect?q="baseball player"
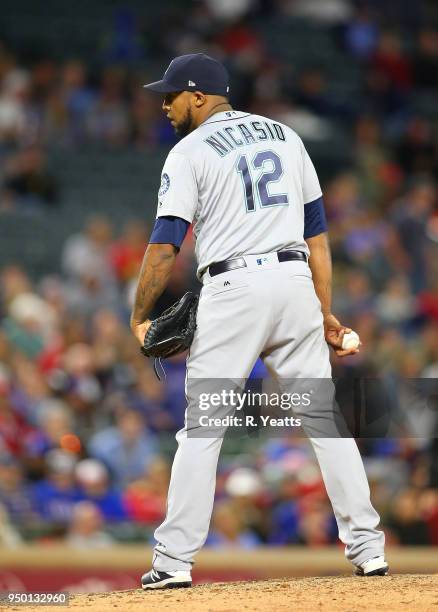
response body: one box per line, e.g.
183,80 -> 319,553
131,53 -> 388,589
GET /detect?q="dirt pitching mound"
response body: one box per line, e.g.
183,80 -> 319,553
32,574 -> 438,612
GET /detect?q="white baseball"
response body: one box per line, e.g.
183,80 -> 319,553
342,330 -> 360,350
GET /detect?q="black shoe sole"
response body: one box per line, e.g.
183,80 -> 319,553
142,581 -> 192,590
355,566 -> 389,577
366,567 -> 389,576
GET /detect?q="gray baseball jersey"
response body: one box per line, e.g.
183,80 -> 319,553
155,110 -> 322,276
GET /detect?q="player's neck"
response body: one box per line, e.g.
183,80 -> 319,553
199,102 -> 233,126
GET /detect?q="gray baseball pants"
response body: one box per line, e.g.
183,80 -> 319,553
153,255 -> 385,570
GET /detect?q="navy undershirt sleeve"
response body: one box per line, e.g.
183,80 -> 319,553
304,196 -> 328,239
149,216 -> 190,248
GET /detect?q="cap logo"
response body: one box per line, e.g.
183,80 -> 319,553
188,80 -> 196,86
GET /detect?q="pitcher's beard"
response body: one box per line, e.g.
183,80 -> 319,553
174,108 -> 193,138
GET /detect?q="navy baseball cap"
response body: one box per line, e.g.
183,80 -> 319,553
143,53 -> 230,96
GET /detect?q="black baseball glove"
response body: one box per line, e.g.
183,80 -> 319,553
141,292 -> 199,361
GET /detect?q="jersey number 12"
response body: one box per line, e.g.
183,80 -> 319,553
236,150 -> 289,212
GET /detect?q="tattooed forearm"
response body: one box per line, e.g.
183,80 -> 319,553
130,243 -> 177,328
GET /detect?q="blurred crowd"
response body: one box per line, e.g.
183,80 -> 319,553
0,0 -> 438,550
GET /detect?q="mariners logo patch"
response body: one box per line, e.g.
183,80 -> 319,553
159,173 -> 170,196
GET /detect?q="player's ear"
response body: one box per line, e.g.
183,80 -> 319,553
193,91 -> 207,107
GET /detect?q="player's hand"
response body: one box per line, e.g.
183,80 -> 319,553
323,313 -> 360,357
131,320 -> 152,346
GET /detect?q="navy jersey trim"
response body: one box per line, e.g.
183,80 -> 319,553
304,196 -> 328,239
149,216 -> 190,248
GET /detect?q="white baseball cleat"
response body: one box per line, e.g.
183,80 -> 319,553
141,569 -> 192,590
354,555 -> 389,576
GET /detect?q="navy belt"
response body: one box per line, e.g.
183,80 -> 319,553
208,250 -> 307,277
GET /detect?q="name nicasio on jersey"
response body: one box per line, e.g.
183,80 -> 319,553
204,119 -> 287,158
